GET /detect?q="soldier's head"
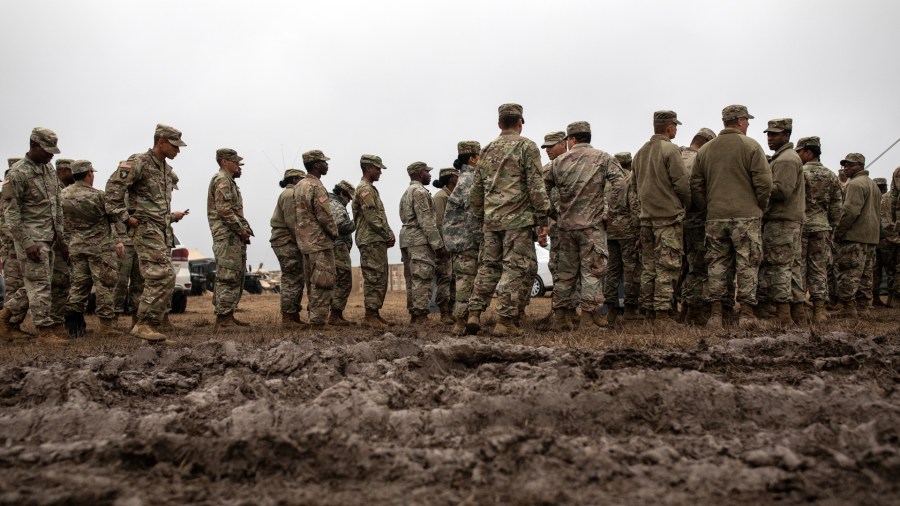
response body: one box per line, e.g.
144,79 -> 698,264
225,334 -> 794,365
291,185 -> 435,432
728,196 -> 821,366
153,124 -> 186,160
764,118 -> 792,151
875,178 -> 888,194
279,168 -> 306,188
303,150 -> 330,177
70,160 -> 96,186
333,180 -> 355,204
216,148 -> 244,178
691,128 -> 716,149
541,132 -> 567,160
406,161 -> 432,184
360,154 -> 386,182
721,105 -> 754,134
433,167 -> 459,190
840,153 -> 866,178
28,127 -> 60,164
498,103 -> 524,133
795,136 -> 821,164
454,141 -> 481,169
55,158 -> 75,186
653,111 -> 681,140
614,152 -> 632,170
565,121 -> 591,147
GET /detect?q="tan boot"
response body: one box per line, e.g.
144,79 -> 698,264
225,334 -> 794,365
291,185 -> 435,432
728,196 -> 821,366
622,304 -> 645,321
754,302 -> 774,319
856,299 -> 872,318
775,303 -> 793,327
706,302 -> 723,330
833,301 -> 858,319
0,308 -> 33,343
409,314 -> 429,325
281,312 -> 306,329
363,309 -> 388,329
465,310 -> 482,335
131,321 -> 166,342
567,308 -> 581,330
684,304 -> 703,325
549,310 -> 571,332
376,311 -> 392,326
811,299 -> 828,324
439,305 -> 454,325
739,303 -> 761,329
452,318 -> 467,336
492,316 -> 522,337
98,318 -> 124,338
327,310 -> 351,327
34,325 -> 70,346
580,310 -> 608,330
790,303 -> 808,326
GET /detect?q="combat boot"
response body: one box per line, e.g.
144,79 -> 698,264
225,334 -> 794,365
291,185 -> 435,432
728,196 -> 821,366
754,302 -> 775,320
327,310 -> 351,327
34,325 -> 70,346
214,314 -> 238,331
281,312 -> 306,330
887,293 -> 896,308
706,302 -> 724,330
738,303 -> 762,329
307,322 -> 331,331
832,300 -> 858,319
580,310 -> 608,330
375,311 -> 392,326
811,299 -> 828,324
97,317 -> 124,338
623,304 -> 645,321
774,303 -> 793,327
491,316 -> 522,337
0,308 -> 32,342
790,303 -> 808,326
409,314 -> 429,325
606,304 -> 618,327
452,317 -> 467,336
439,305 -> 454,325
465,310 -> 482,335
131,321 -> 166,343
856,299 -> 872,318
655,310 -> 680,326
684,304 -> 703,325
363,309 -> 388,329
550,309 -> 572,332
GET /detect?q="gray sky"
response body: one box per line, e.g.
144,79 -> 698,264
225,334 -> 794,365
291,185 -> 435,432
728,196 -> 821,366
2,0 -> 899,268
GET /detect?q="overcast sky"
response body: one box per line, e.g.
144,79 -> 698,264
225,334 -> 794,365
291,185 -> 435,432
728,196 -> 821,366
2,0 -> 899,269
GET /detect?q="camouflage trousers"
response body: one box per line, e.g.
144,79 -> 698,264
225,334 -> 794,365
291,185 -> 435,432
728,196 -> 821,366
605,236 -> 640,307
757,220 -> 802,304
7,241 -> 58,328
1,252 -> 23,316
451,249 -> 479,320
133,223 -> 175,326
705,218 -> 762,305
640,220 -> 683,311
434,253 -> 454,310
801,231 -> 832,302
303,249 -> 335,325
67,251 -> 118,318
680,226 -> 707,308
212,236 -> 246,317
469,227 -> 536,319
834,241 -> 875,302
273,242 -> 304,314
50,242 -> 69,325
874,241 -> 899,296
331,243 -> 352,312
114,244 -> 143,315
552,226 -> 607,312
402,245 -> 436,316
549,232 -> 580,309
359,242 -> 389,311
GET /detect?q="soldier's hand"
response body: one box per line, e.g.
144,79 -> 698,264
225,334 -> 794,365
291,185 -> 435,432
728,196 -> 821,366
115,242 -> 125,258
172,210 -> 188,222
25,245 -> 42,263
126,217 -> 140,229
388,236 -> 396,248
240,230 -> 252,244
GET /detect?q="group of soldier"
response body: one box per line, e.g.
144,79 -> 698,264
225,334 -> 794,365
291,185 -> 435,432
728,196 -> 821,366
2,102 -> 898,345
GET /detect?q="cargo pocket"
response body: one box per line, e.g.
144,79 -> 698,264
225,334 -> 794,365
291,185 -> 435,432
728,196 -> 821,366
312,261 -> 335,290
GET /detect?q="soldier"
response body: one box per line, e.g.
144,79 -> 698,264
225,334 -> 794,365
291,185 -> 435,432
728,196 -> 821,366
442,141 -> 482,335
106,123 -> 187,343
631,111 -> 691,323
832,153 -> 880,317
108,155 -> 144,323
61,160 -> 123,337
270,168 -> 307,328
891,165 -> 900,222
51,159 -> 75,329
431,167 -> 458,324
399,162 -> 447,323
207,148 -> 254,330
796,136 -> 842,323
603,152 -> 642,324
757,118 -> 805,326
328,180 -> 356,326
0,158 -> 31,340
679,128 -> 716,323
353,154 -> 395,328
544,121 -> 611,330
691,105 -> 772,329
294,150 -> 338,329
873,178 -> 898,307
0,128 -> 69,344
539,131 -> 568,325
838,168 -> 849,191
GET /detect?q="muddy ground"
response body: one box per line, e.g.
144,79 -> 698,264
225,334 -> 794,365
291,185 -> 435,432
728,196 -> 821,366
0,293 -> 898,505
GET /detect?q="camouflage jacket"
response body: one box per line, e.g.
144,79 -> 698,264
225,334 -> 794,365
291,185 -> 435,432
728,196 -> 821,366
472,130 -> 550,231
294,174 -> 338,253
270,183 -> 297,247
542,161 -> 561,236
604,163 -> 641,240
544,143 -> 612,231
880,192 -> 899,244
802,162 -> 842,234
399,181 -> 444,250
61,181 -> 116,255
766,142 -> 805,222
105,161 -> 134,246
433,187 -> 450,230
891,166 -> 900,221
3,155 -> 63,249
329,193 -> 355,250
631,134 -> 690,221
352,178 -> 394,246
442,164 -> 482,253
681,147 -> 705,229
207,169 -> 252,243
106,150 -> 176,234
0,183 -> 15,256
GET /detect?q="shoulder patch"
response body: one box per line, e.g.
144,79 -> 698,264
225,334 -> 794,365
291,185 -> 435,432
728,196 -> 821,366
118,161 -> 132,169
319,195 -> 328,203
360,190 -> 370,198
118,168 -> 130,180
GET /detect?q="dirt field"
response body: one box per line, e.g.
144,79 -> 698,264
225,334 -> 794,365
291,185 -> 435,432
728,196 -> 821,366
0,292 -> 898,505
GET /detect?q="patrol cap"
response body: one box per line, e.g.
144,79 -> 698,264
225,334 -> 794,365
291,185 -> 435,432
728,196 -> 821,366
566,121 -> 591,137
282,168 -> 306,180
498,103 -> 523,118
795,136 -> 821,150
406,161 -> 432,176
55,159 -> 74,170
70,160 -> 96,175
696,128 -> 717,141
335,180 -> 355,198
541,131 -> 566,148
360,154 -> 387,170
653,110 -> 682,125
840,153 -> 866,166
216,148 -> 244,165
874,177 -> 888,186
764,118 -> 793,133
31,127 -> 60,154
302,150 -> 330,164
155,124 -> 186,147
439,167 -> 459,178
722,104 -> 754,121
614,152 -> 632,166
457,140 -> 481,155
7,157 -> 21,168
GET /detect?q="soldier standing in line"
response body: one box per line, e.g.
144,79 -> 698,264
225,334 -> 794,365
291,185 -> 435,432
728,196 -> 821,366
50,159 -> 75,329
538,131 -> 568,326
873,178 -> 898,307
442,141 -> 482,336
0,158 -> 31,340
796,136 -> 842,323
295,150 -> 339,329
106,124 -> 187,343
631,111 -> 691,324
207,148 -> 254,330
108,155 -> 144,324
431,167 -> 458,324
353,155 -> 395,328
544,121 -> 612,331
399,162 -> 447,323
61,160 -> 123,337
832,153 -> 881,318
891,165 -> 900,222
603,152 -> 642,325
466,104 -> 550,337
678,128 -> 716,324
328,180 -> 356,326
0,128 -> 69,344
691,105 -> 772,329
270,168 -> 307,329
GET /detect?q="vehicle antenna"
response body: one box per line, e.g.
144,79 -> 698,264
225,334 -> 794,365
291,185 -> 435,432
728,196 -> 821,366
865,136 -> 900,169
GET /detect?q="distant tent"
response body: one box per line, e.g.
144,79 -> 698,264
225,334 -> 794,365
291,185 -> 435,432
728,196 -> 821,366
187,248 -> 210,261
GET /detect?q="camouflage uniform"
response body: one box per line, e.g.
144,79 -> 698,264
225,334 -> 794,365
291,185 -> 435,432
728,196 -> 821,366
295,169 -> 338,326
875,189 -> 899,297
679,133 -> 715,309
833,157 -> 880,304
329,188 -> 356,313
604,154 -> 641,308
270,169 -> 305,315
61,163 -> 119,318
107,161 -> 144,316
799,145 -> 842,302
442,144 -> 483,321
432,174 -> 455,313
0,159 -> 24,312
399,165 -> 445,316
207,151 -> 253,317
353,157 -> 394,312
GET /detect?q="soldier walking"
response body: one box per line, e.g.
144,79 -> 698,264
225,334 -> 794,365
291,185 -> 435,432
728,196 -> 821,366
431,167 -> 458,324
270,168 -> 307,328
353,155 -> 395,328
328,180 -> 356,326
